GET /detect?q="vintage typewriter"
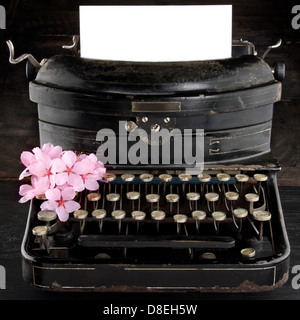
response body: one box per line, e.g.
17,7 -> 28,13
8,38 -> 290,292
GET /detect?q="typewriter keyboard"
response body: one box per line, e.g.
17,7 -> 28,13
30,171 -> 280,264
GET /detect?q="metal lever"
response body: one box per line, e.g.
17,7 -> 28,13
6,40 -> 44,69
261,39 -> 282,60
62,35 -> 80,57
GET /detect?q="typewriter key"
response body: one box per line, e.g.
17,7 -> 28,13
245,192 -> 259,214
178,174 -> 192,193
106,193 -> 120,211
103,173 -> 116,182
37,210 -> 57,222
127,191 -> 141,211
253,209 -> 271,222
254,173 -> 268,182
192,210 -> 206,233
132,210 -> 146,221
74,209 -> 88,233
198,173 -> 211,183
198,173 -> 211,193
112,210 -> 126,219
217,173 -> 230,194
212,211 -> 226,234
32,225 -> 49,253
233,208 -> 248,230
199,252 -> 216,260
205,192 -> 219,212
126,191 -> 140,200
217,173 -> 230,182
87,192 -> 101,201
166,193 -> 180,203
166,193 -> 180,214
146,193 -> 160,211
103,173 -> 116,193
32,225 -> 48,236
235,174 -> 249,182
92,209 -> 107,233
178,174 -> 192,182
254,173 -> 268,195
139,173 -> 153,194
35,194 -> 47,200
235,173 -> 249,194
225,191 -> 239,212
173,214 -> 188,234
241,247 -> 256,259
212,211 -> 226,221
159,174 -> 172,195
92,208 -> 107,219
158,174 -> 172,182
131,210 -> 146,233
139,173 -> 153,183
37,210 -> 57,232
245,193 -> 259,202
186,192 -> 200,211
151,210 -> 165,233
87,192 -> 101,210
253,210 -> 273,245
253,210 -> 275,253
112,210 -> 126,233
146,193 -> 160,201
186,192 -> 200,201
121,174 -> 135,192
233,208 -> 248,219
225,191 -> 239,201
121,174 -> 135,182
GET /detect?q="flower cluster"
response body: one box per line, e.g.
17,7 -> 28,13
18,143 -> 106,222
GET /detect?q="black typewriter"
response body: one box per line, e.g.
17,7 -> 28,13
8,39 -> 290,292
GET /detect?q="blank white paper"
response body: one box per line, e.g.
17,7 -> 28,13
79,5 -> 232,62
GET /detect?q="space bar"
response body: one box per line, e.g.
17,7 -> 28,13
78,235 -> 235,249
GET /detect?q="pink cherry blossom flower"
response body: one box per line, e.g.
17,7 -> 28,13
70,153 -> 106,191
19,143 -> 63,180
40,187 -> 80,222
18,143 -> 106,222
37,143 -> 62,159
18,176 -> 49,203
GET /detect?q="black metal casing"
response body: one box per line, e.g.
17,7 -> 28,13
21,41 -> 290,292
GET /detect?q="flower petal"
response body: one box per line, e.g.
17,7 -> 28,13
56,206 -> 69,222
73,159 -> 90,175
62,151 -> 77,169
19,184 -> 33,196
61,187 -> 75,201
28,162 -> 47,177
33,176 -> 50,195
19,167 -> 31,180
45,188 -> 61,201
84,179 -> 99,191
64,200 -> 80,213
51,158 -> 66,173
54,172 -> 68,186
68,173 -> 85,192
40,200 -> 58,211
20,151 -> 36,167
48,145 -> 63,159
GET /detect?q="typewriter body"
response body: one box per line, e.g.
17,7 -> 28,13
16,40 -> 289,292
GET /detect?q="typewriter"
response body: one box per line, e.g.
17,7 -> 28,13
8,38 -> 290,292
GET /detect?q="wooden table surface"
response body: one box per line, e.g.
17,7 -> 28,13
0,180 -> 299,301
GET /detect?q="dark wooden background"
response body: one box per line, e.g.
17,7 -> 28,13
0,0 -> 299,184
0,0 -> 299,301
